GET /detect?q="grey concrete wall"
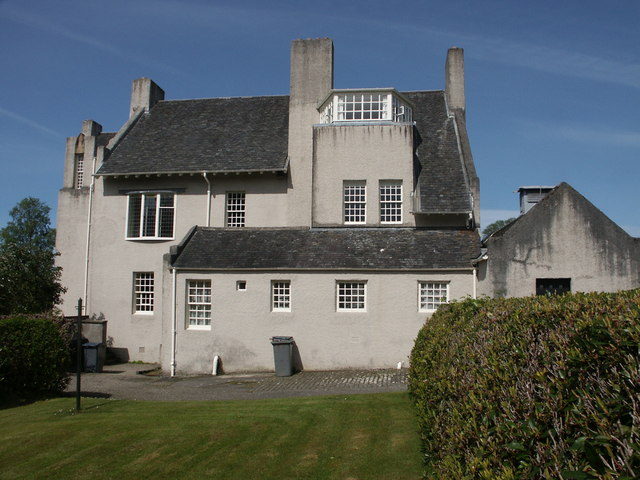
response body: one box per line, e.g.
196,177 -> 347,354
287,38 -> 333,227
56,189 -> 90,313
59,171 -> 290,363
478,184 -> 640,297
163,269 -> 475,374
312,124 -> 414,226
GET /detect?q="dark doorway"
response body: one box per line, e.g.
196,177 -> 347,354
536,278 -> 571,296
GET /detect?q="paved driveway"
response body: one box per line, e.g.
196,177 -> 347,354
65,364 -> 408,401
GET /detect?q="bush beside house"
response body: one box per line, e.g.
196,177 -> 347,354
409,290 -> 640,479
0,314 -> 71,401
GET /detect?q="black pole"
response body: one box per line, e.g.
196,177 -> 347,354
76,298 -> 82,411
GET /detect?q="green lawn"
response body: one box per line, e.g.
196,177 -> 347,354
0,392 -> 422,480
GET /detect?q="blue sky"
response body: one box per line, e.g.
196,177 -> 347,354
1,0 -> 639,235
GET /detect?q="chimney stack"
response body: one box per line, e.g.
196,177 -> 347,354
289,38 -> 334,106
445,47 -> 465,114
130,78 -> 164,117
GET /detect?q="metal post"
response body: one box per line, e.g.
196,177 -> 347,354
76,298 -> 82,411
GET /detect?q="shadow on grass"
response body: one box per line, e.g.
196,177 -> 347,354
0,389 -> 113,410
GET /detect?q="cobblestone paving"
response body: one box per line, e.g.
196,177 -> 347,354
67,364 -> 408,401
249,369 -> 407,392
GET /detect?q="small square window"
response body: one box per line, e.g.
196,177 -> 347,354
337,281 -> 366,311
419,282 -> 449,311
236,281 -> 247,291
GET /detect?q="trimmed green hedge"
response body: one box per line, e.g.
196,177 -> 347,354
0,314 -> 71,400
409,290 -> 640,479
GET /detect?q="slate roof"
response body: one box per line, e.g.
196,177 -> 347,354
97,89 -> 473,215
171,227 -> 480,270
403,91 -> 473,214
97,96 -> 289,175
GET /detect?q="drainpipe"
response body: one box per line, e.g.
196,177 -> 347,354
82,157 -> 97,313
170,267 -> 177,376
472,267 -> 477,299
202,172 -> 211,227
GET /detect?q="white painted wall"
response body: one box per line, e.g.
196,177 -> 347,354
164,269 -> 475,374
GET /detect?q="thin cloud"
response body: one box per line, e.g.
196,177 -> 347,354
0,106 -> 59,137
518,119 -> 640,148
4,5 -> 187,77
464,36 -> 640,90
376,19 -> 640,90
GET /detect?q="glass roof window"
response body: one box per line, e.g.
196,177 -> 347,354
320,89 -> 413,124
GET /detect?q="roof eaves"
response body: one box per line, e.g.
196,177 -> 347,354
97,165 -> 289,178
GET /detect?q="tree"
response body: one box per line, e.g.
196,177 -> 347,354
0,198 -> 66,315
482,217 -> 517,237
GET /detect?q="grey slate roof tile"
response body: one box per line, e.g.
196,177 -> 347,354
97,96 -> 289,175
97,90 -> 472,216
403,91 -> 472,214
171,227 -> 480,270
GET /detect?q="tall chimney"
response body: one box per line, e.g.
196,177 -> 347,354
130,78 -> 164,117
289,38 -> 334,107
287,38 -> 334,226
445,47 -> 465,114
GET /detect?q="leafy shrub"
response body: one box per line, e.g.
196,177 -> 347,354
0,314 -> 71,400
409,290 -> 640,479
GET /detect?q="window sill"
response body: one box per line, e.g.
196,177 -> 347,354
188,325 -> 211,331
126,237 -> 175,241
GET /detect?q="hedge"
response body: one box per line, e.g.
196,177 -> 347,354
409,290 -> 640,479
0,314 -> 71,400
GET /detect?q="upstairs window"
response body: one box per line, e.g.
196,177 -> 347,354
126,192 -> 175,240
75,154 -> 84,189
226,192 -> 245,227
338,93 -> 388,121
344,182 -> 366,224
380,181 -> 402,224
320,90 -> 412,124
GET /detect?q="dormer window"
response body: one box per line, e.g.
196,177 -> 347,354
320,89 -> 412,124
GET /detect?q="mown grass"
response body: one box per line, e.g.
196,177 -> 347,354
0,392 -> 421,479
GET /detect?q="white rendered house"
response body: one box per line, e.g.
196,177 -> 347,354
56,38 -> 481,374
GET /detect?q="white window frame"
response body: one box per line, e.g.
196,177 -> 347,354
271,280 -> 291,312
337,281 -> 367,312
226,192 -> 246,227
379,181 -> 403,224
344,182 -> 366,224
126,192 -> 175,240
133,272 -> 154,314
187,280 -> 212,330
320,91 -> 412,124
419,282 -> 449,312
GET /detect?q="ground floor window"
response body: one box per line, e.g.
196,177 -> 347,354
271,281 -> 291,311
419,282 -> 449,311
133,272 -> 154,313
536,278 -> 571,296
187,280 -> 212,329
337,281 -> 366,311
